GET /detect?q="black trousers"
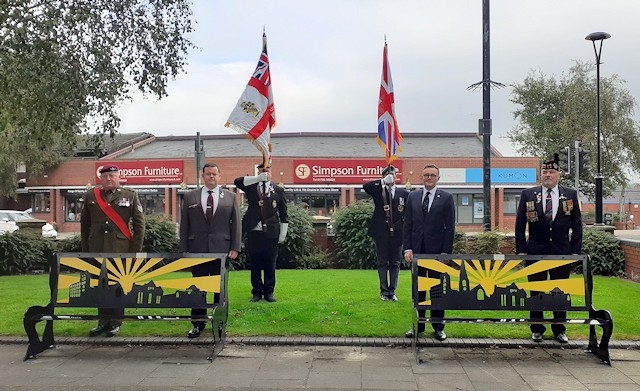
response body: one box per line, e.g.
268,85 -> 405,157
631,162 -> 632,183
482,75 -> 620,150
191,260 -> 219,329
527,261 -> 571,335
416,268 -> 445,333
97,308 -> 123,328
247,230 -> 279,296
374,238 -> 402,296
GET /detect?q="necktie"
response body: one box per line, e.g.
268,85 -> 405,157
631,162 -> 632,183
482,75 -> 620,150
423,191 -> 430,214
545,189 -> 553,222
206,190 -> 214,222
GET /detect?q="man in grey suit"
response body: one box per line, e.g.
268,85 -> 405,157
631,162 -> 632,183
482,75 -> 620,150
180,163 -> 241,338
403,164 -> 455,341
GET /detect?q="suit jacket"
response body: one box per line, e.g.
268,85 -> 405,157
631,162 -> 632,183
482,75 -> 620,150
234,178 -> 288,240
403,188 -> 455,254
80,186 -> 145,252
515,185 -> 582,255
179,187 -> 241,253
363,179 -> 409,246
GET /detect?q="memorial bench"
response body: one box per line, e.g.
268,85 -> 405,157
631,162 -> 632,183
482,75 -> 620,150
23,252 -> 229,362
410,254 -> 614,365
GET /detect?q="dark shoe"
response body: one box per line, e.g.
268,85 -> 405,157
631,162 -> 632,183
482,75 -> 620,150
264,294 -> 277,302
434,330 -> 447,341
532,332 -> 543,342
405,328 -> 415,338
380,294 -> 389,301
555,332 -> 569,343
249,294 -> 262,302
187,327 -> 202,339
389,294 -> 398,302
89,325 -> 107,337
105,326 -> 120,337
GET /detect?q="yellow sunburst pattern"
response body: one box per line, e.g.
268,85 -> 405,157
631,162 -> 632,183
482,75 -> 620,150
54,253 -> 226,308
415,255 -> 586,311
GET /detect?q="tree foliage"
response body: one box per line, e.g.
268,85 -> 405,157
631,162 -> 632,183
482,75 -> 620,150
508,61 -> 640,199
0,0 -> 195,196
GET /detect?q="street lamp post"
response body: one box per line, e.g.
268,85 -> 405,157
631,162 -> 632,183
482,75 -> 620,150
585,31 -> 611,225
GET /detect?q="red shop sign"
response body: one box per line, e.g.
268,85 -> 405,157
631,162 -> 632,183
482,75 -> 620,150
293,159 -> 403,184
95,161 -> 184,185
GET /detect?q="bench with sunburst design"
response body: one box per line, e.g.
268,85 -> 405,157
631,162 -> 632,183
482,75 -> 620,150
23,252 -> 229,361
410,254 -> 613,365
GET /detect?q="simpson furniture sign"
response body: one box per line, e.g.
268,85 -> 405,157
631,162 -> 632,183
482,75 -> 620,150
95,161 -> 184,185
293,160 -> 403,184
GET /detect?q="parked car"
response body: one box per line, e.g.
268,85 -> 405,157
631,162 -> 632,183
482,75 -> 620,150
0,210 -> 54,237
0,219 -> 19,235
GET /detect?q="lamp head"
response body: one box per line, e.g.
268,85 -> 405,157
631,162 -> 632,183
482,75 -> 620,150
585,32 -> 611,41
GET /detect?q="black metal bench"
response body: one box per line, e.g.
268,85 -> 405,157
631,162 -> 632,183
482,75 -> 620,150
23,252 -> 229,361
410,254 -> 614,365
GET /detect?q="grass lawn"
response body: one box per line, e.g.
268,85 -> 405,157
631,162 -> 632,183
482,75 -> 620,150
1,270 -> 638,339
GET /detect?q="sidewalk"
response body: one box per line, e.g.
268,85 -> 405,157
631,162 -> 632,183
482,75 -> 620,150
2,337 -> 639,390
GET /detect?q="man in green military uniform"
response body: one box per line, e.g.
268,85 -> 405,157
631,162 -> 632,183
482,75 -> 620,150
80,164 -> 145,337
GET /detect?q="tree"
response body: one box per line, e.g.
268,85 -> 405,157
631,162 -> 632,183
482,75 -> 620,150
0,0 -> 194,197
508,61 -> 640,199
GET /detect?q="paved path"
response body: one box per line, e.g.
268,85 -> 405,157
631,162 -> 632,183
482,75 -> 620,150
2,338 -> 639,390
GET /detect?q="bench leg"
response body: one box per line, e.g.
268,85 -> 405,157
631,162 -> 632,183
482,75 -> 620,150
412,309 -> 419,365
23,304 -> 55,361
207,302 -> 228,362
588,309 -> 614,366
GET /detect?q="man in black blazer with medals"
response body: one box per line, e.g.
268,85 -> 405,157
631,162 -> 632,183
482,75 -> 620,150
515,154 -> 582,344
403,164 -> 455,341
180,163 -> 241,338
234,164 -> 288,303
363,165 -> 409,301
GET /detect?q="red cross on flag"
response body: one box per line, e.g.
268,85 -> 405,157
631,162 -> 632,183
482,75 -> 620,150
377,42 -> 402,165
225,32 -> 276,167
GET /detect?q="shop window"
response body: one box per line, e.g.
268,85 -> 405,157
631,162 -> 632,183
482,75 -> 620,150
32,193 -> 51,213
64,194 -> 85,222
139,194 -> 165,215
504,193 -> 521,214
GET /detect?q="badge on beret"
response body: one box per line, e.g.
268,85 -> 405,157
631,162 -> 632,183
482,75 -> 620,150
99,164 -> 119,174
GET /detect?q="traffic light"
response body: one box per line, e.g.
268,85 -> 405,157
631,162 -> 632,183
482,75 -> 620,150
559,146 -> 571,174
579,148 -> 590,171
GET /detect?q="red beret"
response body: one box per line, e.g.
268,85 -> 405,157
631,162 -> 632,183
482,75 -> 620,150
99,165 -> 119,174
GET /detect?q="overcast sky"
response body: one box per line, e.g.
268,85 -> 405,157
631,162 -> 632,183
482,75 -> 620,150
116,0 -> 640,158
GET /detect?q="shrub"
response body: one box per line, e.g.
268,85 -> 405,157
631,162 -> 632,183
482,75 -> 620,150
57,234 -> 82,253
292,247 -> 331,269
142,214 -> 179,253
582,228 -> 625,276
453,231 -> 468,254
467,231 -> 505,254
0,231 -> 49,275
333,200 -> 376,269
277,204 -> 315,268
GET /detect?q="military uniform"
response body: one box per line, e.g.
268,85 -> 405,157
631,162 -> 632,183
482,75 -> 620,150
234,176 -> 288,301
80,186 -> 145,328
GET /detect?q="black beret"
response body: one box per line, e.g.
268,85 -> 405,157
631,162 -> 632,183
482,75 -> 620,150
99,165 -> 119,174
541,154 -> 559,171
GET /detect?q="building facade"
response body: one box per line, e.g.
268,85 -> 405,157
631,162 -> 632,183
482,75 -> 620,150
16,132 -> 541,233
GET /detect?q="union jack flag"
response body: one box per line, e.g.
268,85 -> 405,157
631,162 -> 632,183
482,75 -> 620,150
225,33 -> 276,167
377,42 -> 402,165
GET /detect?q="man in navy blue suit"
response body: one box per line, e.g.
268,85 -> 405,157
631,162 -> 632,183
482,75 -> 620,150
403,164 -> 455,341
363,165 -> 409,301
515,154 -> 582,344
